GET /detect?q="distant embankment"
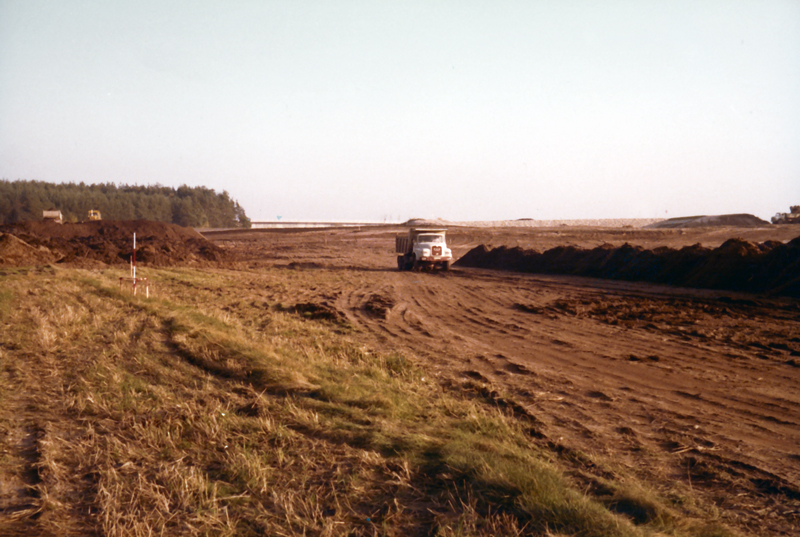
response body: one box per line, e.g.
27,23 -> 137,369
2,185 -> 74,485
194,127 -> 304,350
251,221 -> 386,229
455,237 -> 800,298
246,219 -> 665,230
646,214 -> 770,229
405,218 -> 664,228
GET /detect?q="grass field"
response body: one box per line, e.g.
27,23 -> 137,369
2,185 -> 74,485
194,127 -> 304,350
0,265 -> 739,536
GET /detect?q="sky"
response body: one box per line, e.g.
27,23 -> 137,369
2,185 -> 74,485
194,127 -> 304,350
1,1 -> 799,222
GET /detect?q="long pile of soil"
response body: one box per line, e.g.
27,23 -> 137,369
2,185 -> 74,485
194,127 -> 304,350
0,220 -> 227,267
646,214 -> 769,228
455,237 -> 800,298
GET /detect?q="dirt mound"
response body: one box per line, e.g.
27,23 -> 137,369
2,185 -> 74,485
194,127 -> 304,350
0,220 -> 227,267
403,217 -> 449,227
455,236 -> 800,297
0,233 -> 59,266
646,214 -> 770,228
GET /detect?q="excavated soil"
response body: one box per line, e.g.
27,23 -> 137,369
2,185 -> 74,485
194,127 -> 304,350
0,220 -> 227,267
0,233 -> 59,266
455,237 -> 800,297
203,224 -> 800,535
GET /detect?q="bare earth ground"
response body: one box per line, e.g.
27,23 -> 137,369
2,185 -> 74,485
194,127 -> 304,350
204,224 -> 800,535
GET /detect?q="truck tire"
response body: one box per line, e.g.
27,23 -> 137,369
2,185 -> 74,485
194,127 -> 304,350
397,255 -> 405,271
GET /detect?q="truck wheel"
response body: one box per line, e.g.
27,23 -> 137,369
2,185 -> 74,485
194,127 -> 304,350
397,256 -> 405,271
440,261 -> 451,271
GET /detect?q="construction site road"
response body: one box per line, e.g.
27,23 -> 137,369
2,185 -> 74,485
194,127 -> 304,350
203,224 -> 800,536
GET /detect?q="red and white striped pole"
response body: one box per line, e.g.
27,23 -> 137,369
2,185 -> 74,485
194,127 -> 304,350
121,232 -> 148,298
132,232 -> 136,280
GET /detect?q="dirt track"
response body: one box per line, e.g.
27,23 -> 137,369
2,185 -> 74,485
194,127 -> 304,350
205,224 -> 800,534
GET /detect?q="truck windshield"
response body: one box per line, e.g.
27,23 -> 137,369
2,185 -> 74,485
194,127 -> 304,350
417,235 -> 443,243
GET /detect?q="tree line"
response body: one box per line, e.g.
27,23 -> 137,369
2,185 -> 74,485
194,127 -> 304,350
0,180 -> 251,228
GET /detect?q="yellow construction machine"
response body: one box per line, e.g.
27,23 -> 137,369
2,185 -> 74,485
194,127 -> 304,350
88,210 -> 102,221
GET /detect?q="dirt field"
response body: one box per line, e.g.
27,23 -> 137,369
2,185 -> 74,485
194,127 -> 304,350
204,224 -> 800,535
1,221 -> 799,535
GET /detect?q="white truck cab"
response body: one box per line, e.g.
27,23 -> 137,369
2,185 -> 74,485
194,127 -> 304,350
395,228 -> 453,271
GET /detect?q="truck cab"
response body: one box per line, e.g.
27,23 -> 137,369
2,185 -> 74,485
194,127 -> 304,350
395,228 -> 453,271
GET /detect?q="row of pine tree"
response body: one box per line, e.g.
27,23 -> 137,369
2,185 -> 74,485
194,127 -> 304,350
0,180 -> 250,228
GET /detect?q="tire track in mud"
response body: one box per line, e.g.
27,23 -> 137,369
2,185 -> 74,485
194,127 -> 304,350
0,423 -> 44,535
329,266 -> 800,533
0,346 -> 69,536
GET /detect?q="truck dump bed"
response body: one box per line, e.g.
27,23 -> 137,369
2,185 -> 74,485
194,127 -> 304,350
395,228 -> 447,254
395,235 -> 411,254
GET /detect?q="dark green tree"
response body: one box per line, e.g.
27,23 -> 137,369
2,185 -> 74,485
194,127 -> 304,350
0,179 -> 251,228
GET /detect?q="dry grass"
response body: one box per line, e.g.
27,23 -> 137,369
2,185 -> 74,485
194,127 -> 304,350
0,265 -> 738,536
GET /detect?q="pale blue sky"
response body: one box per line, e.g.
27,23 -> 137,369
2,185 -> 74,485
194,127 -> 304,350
1,1 -> 798,221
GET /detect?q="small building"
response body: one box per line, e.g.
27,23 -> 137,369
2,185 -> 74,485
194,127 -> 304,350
42,209 -> 63,224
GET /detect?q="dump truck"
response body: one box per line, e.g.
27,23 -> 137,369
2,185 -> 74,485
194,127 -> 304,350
88,210 -> 102,221
771,205 -> 800,225
42,210 -> 63,224
396,228 -> 453,271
